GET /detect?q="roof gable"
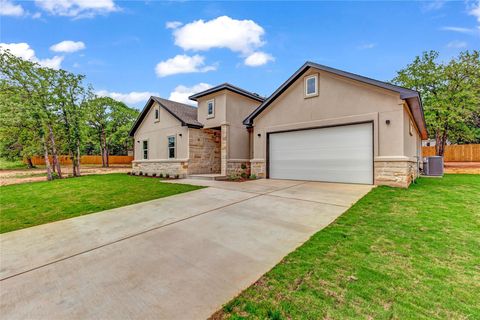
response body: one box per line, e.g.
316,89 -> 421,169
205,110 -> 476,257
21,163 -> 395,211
129,97 -> 202,136
189,83 -> 265,102
244,62 -> 427,139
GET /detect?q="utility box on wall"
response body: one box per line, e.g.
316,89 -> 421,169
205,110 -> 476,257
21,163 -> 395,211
423,156 -> 444,176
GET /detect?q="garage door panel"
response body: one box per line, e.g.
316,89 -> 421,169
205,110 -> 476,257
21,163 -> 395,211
268,123 -> 373,184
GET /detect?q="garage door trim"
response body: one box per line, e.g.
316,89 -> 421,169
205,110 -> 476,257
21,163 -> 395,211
266,120 -> 374,183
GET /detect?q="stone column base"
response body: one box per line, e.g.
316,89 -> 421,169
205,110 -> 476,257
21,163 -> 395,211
374,160 -> 419,188
250,160 -> 266,178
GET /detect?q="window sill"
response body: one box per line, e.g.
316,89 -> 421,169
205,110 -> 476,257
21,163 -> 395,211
304,93 -> 319,99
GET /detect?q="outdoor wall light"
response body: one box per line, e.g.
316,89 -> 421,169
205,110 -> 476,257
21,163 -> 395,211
179,133 -> 182,137
137,140 -> 140,143
257,133 -> 261,137
386,120 -> 391,125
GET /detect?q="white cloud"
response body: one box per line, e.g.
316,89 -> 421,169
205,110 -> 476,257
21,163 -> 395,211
0,0 -> 24,16
244,51 -> 274,67
0,42 -> 64,69
50,40 -> 86,53
155,54 -> 216,77
441,26 -> 473,33
173,16 -> 266,54
34,0 -> 118,18
469,1 -> 480,23
421,0 -> 445,11
166,21 -> 182,29
32,12 -> 42,18
168,83 -> 212,105
446,40 -> 468,48
96,90 -> 159,105
357,42 -> 377,49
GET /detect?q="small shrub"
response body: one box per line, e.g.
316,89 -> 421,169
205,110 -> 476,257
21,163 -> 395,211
139,171 -> 143,176
165,173 -> 170,179
152,173 -> 157,177
127,172 -> 131,175
228,173 -> 238,181
240,172 -> 248,179
175,174 -> 180,179
241,163 -> 247,170
249,174 -> 257,180
159,173 -> 164,178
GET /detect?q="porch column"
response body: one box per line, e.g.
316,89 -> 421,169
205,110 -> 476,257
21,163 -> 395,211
221,124 -> 229,176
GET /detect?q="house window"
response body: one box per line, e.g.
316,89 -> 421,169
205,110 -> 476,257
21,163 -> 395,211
409,120 -> 414,136
154,108 -> 159,122
305,74 -> 318,97
142,140 -> 148,160
168,136 -> 176,159
207,99 -> 215,118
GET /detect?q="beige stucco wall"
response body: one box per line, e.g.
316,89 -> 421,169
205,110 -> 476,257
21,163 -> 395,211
225,92 -> 261,160
197,91 -> 227,129
133,102 -> 189,161
250,67 -> 423,187
252,68 -> 408,160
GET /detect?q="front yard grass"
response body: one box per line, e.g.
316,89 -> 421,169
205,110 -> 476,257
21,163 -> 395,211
214,175 -> 480,319
0,173 -> 203,233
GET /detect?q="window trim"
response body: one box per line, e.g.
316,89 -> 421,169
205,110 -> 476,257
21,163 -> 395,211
206,99 -> 215,118
304,74 -> 319,98
154,107 -> 160,122
409,120 -> 414,136
167,135 -> 176,159
142,140 -> 149,160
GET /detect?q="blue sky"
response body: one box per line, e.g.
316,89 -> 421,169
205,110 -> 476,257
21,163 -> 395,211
1,0 -> 479,108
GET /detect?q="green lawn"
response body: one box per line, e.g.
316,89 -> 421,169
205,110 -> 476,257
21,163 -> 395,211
214,175 -> 480,320
0,158 -> 28,170
0,173 -> 203,233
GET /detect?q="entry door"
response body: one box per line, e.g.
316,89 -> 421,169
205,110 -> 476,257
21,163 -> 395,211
268,122 -> 373,184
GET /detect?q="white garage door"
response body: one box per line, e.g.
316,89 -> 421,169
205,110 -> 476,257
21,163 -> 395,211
268,122 -> 373,184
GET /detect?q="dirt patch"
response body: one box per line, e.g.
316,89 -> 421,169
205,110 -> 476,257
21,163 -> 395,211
0,165 -> 131,186
444,162 -> 480,174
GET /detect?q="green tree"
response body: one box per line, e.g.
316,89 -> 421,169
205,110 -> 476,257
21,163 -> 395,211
393,50 -> 480,156
86,97 -> 138,167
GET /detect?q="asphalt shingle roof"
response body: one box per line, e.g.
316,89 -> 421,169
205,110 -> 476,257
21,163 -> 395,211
151,96 -> 203,128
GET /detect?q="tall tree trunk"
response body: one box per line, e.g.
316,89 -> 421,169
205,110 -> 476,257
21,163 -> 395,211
48,124 -> 62,178
106,145 -> 109,167
76,144 -> 81,176
51,153 -> 56,173
42,136 -> 53,181
26,157 -> 34,169
71,151 -> 77,177
101,130 -> 109,167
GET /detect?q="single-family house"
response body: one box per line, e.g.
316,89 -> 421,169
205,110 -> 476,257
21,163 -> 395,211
129,62 -> 427,187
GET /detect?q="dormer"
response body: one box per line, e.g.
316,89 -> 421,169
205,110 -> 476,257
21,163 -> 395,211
189,83 -> 264,129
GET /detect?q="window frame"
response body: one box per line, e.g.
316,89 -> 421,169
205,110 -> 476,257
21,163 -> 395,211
154,107 -> 160,122
409,120 -> 414,136
206,99 -> 215,118
142,140 -> 149,160
304,74 -> 319,98
167,135 -> 176,159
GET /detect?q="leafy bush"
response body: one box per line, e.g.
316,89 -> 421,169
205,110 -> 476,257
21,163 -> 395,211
165,173 -> 170,179
139,171 -> 143,176
241,163 -> 247,170
159,173 -> 164,178
152,173 -> 156,177
175,174 -> 180,179
241,172 -> 248,179
249,174 -> 257,180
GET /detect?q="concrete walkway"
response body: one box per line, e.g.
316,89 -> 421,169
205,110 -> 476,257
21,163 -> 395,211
0,179 -> 372,319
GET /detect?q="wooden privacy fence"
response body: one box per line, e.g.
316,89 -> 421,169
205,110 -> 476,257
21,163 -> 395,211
28,155 -> 133,165
422,144 -> 480,162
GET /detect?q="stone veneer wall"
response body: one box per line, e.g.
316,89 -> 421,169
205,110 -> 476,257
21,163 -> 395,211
374,160 -> 419,188
188,128 -> 221,174
132,160 -> 188,177
250,160 -> 266,178
226,160 -> 251,177
220,124 -> 229,176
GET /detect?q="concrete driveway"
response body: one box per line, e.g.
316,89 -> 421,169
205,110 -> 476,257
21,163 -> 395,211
0,179 -> 372,319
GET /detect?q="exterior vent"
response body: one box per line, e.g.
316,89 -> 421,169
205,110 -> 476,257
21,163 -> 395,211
423,156 -> 444,176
